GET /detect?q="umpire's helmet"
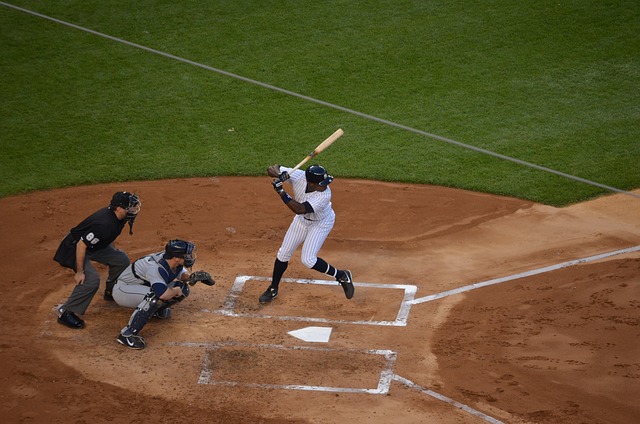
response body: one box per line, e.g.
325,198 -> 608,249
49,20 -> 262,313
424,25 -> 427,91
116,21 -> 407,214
109,191 -> 141,234
109,191 -> 141,215
305,165 -> 333,187
164,239 -> 197,267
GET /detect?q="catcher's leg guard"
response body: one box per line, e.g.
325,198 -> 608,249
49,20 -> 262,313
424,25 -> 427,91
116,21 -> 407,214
126,292 -> 162,335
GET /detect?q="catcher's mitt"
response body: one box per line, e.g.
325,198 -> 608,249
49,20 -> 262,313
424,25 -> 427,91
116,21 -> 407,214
188,270 -> 215,286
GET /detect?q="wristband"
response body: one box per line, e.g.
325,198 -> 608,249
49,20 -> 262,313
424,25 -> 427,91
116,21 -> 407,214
281,193 -> 293,204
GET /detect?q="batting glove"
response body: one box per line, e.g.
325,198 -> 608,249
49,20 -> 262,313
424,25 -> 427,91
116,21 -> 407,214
277,171 -> 290,182
272,179 -> 285,194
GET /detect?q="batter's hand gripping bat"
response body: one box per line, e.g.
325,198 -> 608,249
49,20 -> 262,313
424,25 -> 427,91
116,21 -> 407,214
290,128 -> 344,172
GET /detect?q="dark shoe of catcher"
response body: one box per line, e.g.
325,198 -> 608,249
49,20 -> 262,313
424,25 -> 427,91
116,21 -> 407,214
57,308 -> 85,329
103,289 -> 114,301
337,270 -> 354,299
259,287 -> 278,304
117,333 -> 146,350
103,280 -> 115,301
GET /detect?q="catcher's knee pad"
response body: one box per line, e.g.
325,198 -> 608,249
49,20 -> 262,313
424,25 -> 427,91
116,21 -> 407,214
127,292 -> 162,335
157,293 -> 186,310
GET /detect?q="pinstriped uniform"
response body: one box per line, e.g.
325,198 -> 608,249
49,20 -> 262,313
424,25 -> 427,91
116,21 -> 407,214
276,166 -> 335,268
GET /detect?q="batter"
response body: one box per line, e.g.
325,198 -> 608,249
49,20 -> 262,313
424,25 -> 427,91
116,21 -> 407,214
259,164 -> 354,303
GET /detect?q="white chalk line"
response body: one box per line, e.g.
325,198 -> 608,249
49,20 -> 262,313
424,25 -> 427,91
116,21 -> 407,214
207,275 -> 417,326
410,245 -> 640,304
393,375 -> 505,424
2,1 -> 638,199
174,341 -> 503,423
174,341 -> 397,394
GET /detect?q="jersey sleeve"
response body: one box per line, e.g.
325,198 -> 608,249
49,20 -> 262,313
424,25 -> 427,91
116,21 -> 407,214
281,167 -> 305,184
177,267 -> 188,279
150,266 -> 170,297
151,282 -> 168,297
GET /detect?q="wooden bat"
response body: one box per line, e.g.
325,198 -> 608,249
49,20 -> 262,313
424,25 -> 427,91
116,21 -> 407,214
291,128 -> 344,172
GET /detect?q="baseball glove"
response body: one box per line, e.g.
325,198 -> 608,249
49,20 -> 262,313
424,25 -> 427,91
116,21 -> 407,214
188,270 -> 215,286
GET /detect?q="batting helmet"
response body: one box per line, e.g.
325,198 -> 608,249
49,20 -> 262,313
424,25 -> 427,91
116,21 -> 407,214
164,239 -> 197,267
305,165 -> 334,187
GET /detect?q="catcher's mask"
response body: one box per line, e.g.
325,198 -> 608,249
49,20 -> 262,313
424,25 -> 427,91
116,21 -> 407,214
164,239 -> 197,267
305,164 -> 333,187
109,191 -> 141,235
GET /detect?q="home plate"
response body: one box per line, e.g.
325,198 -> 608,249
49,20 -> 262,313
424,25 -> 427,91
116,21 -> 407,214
288,326 -> 333,343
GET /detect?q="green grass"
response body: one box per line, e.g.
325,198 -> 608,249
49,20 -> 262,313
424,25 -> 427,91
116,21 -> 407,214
1,1 -> 638,205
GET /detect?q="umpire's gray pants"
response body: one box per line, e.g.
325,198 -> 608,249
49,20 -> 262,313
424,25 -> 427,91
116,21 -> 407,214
61,244 -> 129,315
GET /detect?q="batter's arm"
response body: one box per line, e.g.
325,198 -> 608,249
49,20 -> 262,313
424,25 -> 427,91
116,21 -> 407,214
280,195 -> 308,214
272,176 -> 311,214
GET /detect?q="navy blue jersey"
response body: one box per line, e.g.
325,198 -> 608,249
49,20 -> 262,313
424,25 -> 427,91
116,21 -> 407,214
69,207 -> 126,250
53,207 -> 126,269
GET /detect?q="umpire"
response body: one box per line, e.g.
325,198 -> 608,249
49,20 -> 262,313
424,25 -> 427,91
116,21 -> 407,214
53,191 -> 141,329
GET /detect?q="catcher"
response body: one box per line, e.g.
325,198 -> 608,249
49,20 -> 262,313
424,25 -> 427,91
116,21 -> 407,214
112,239 -> 214,349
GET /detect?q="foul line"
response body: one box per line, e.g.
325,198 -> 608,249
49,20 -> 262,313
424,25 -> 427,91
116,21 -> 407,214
411,245 -> 640,304
393,375 -> 505,424
2,1 -> 639,200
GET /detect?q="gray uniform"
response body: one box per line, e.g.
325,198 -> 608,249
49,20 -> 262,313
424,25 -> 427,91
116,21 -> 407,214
113,252 -> 187,308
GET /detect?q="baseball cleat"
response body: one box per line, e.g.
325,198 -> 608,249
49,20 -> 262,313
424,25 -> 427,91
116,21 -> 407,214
117,333 -> 146,350
103,280 -> 115,301
338,270 -> 354,299
259,287 -> 278,304
103,289 -> 114,301
57,308 -> 85,329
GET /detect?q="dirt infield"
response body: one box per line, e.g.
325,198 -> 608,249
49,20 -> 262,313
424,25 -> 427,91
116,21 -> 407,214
1,177 -> 638,424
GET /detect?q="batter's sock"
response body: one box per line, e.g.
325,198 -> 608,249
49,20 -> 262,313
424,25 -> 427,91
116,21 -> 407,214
271,259 -> 288,290
312,258 -> 338,278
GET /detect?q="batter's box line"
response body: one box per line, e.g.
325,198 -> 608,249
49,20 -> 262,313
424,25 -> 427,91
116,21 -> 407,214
205,275 -> 417,326
172,341 -> 503,422
173,341 -> 397,394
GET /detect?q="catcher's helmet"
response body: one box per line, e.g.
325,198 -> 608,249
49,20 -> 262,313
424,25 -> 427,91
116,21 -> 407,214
305,165 -> 333,187
164,239 -> 197,267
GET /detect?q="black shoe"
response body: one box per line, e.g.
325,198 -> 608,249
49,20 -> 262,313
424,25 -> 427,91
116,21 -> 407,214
337,270 -> 354,299
103,280 -> 115,301
57,308 -> 85,329
259,287 -> 278,304
117,333 -> 145,350
103,289 -> 114,301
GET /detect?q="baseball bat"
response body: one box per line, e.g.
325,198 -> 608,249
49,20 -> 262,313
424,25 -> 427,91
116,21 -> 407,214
290,128 -> 344,172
